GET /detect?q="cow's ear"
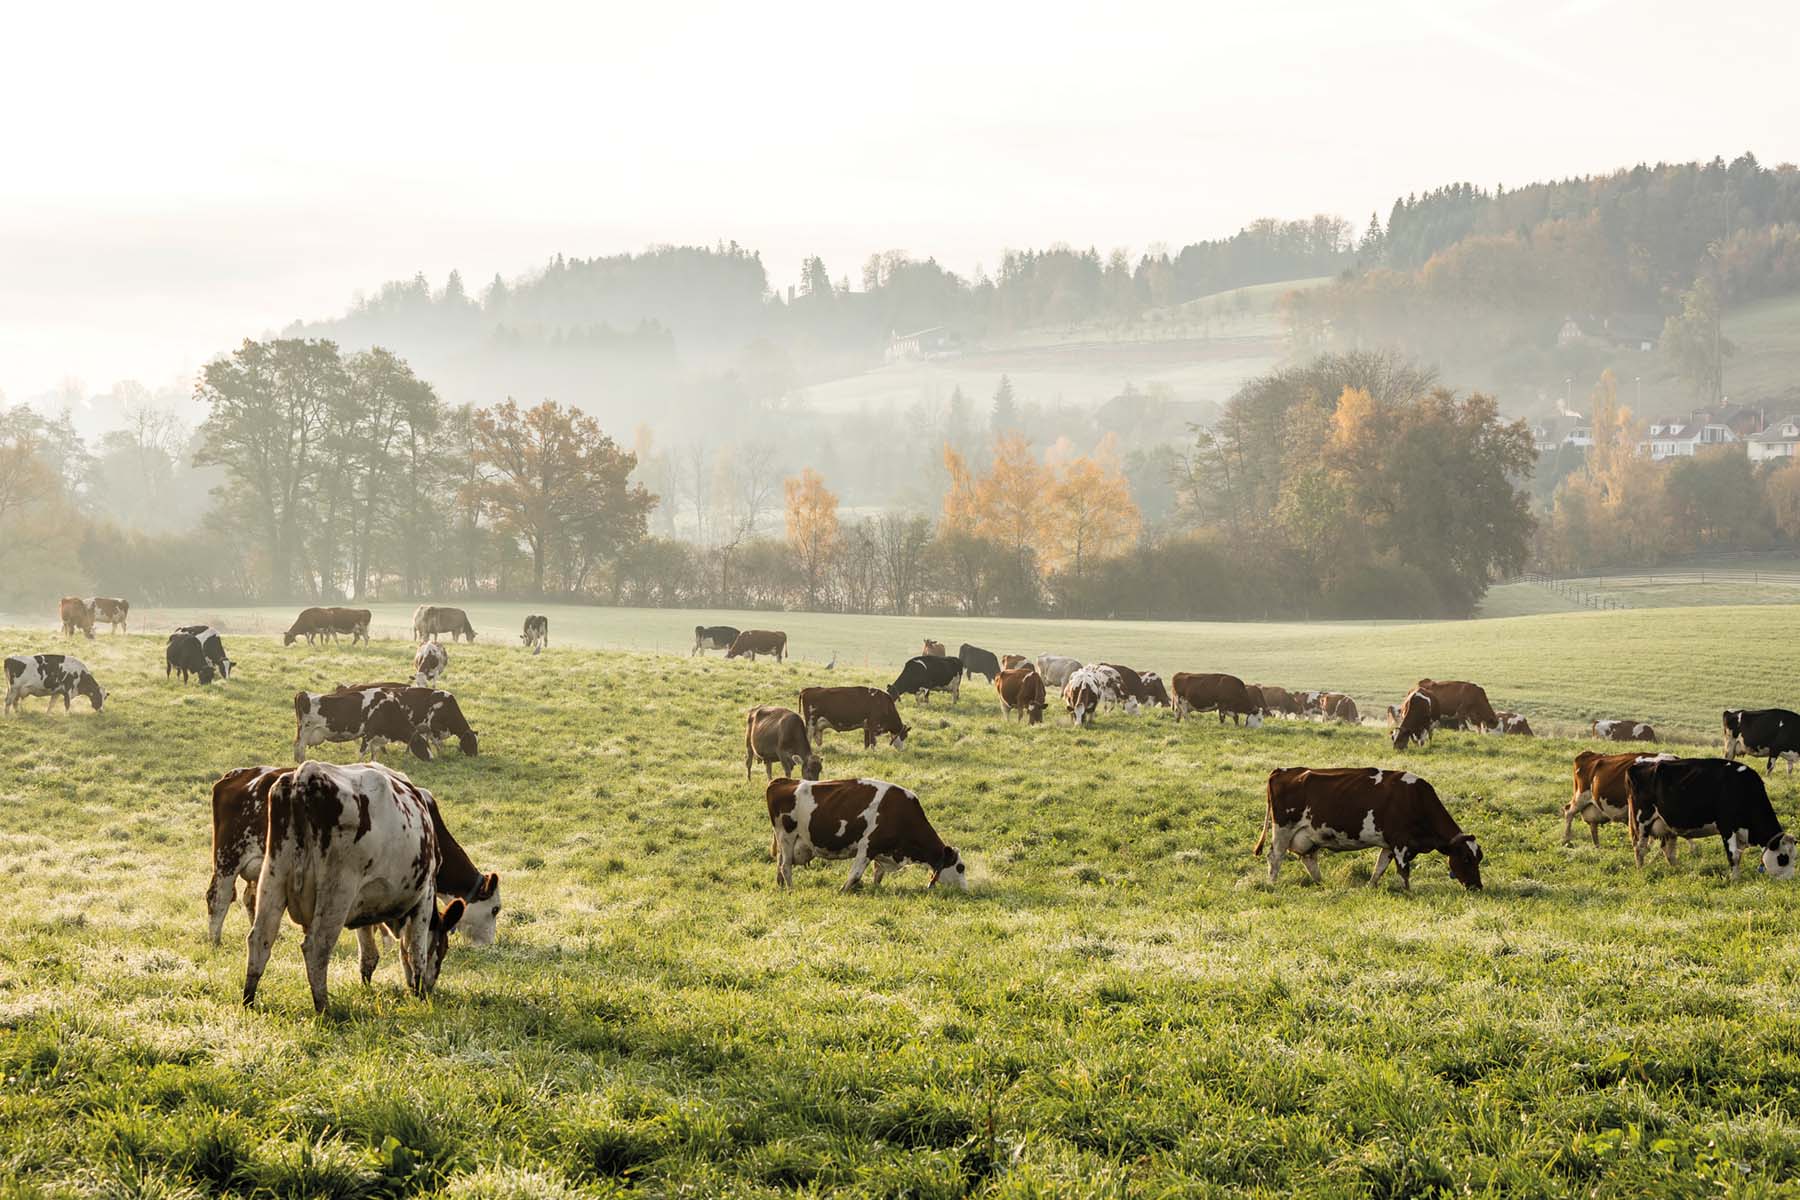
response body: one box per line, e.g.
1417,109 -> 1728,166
478,872 -> 499,900
439,897 -> 466,933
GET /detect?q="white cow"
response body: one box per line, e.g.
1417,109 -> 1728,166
242,760 -> 466,1012
1037,654 -> 1083,689
413,640 -> 449,687
1063,665 -> 1113,727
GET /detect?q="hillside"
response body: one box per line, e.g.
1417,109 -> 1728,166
7,611 -> 1800,1194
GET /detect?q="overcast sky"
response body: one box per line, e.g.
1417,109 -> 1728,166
2,0 -> 1795,401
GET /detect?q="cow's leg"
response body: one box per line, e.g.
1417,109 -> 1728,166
776,835 -> 795,887
1266,827 -> 1294,884
1369,847 -> 1394,887
1588,818 -> 1601,847
1661,835 -> 1678,866
1561,800 -> 1579,846
241,868 -> 288,1007
842,850 -> 871,892
206,868 -> 238,945
398,902 -> 434,997
869,861 -> 888,888
1299,851 -> 1323,884
357,927 -> 381,984
301,883 -> 355,1013
952,677 -> 960,704
1632,827 -> 1650,867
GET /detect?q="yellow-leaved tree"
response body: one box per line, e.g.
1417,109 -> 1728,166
784,468 -> 840,608
1046,436 -> 1141,578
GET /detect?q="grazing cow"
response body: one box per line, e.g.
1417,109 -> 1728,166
1170,672 -> 1260,726
959,643 -> 1001,683
1037,655 -> 1083,689
726,629 -> 788,661
174,624 -> 234,680
1415,679 -> 1499,731
521,614 -> 548,653
922,639 -> 946,657
414,605 -> 475,643
412,640 -> 449,687
994,667 -> 1046,724
1255,684 -> 1302,716
1495,711 -> 1533,736
333,683 -> 480,758
1593,718 -> 1657,743
1626,757 -> 1797,880
1385,704 -> 1402,728
205,763 -> 501,950
1295,690 -> 1326,715
283,607 -> 332,646
1101,664 -> 1169,711
1000,654 -> 1031,672
1244,683 -> 1266,714
745,706 -> 822,781
1063,666 -> 1109,726
293,687 -> 432,762
166,631 -> 218,685
767,777 -> 967,891
58,596 -> 95,639
692,625 -> 741,656
1256,766 -> 1484,890
1318,692 -> 1359,723
888,654 -> 963,704
91,597 -> 129,634
241,760 -> 469,1012
1723,708 -> 1800,775
1564,750 -> 1675,846
4,654 -> 105,714
1390,689 -> 1434,750
800,686 -> 910,750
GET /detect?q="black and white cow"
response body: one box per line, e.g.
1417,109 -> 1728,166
1723,708 -> 1800,776
293,687 -> 431,762
241,760 -> 469,1012
4,654 -> 105,714
413,640 -> 449,687
521,614 -> 548,654
692,625 -> 740,656
1626,756 -> 1797,880
176,625 -> 234,680
887,654 -> 963,704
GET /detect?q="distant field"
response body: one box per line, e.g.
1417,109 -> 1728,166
1483,562 -> 1800,618
20,600 -> 1800,739
9,609 -> 1800,1194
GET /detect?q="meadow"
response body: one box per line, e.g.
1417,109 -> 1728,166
6,608 -> 1800,1196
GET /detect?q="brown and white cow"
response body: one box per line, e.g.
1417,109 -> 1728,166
921,639 -> 946,657
1100,663 -> 1170,711
414,605 -> 476,643
1593,718 -> 1657,743
293,687 -> 432,762
995,666 -> 1046,724
1317,692 -> 1359,723
727,629 -> 788,661
1565,750 -> 1675,846
1495,711 -> 1533,736
241,760 -> 469,1012
799,686 -> 910,749
521,614 -> 548,653
1254,684 -> 1302,717
1415,679 -> 1499,731
745,706 -> 822,781
1170,672 -> 1261,726
413,640 -> 449,687
1000,654 -> 1032,672
58,596 -> 95,639
1062,666 -> 1109,726
1255,766 -> 1484,890
205,763 -> 501,954
91,597 -> 129,634
1390,689 -> 1434,749
767,777 -> 967,891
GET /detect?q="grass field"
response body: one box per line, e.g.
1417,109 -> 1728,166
8,609 -> 1800,1196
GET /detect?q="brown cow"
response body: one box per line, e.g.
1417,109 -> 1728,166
1254,684 -> 1301,716
727,630 -> 788,661
1000,654 -> 1032,672
921,639 -> 946,657
204,763 -> 501,950
91,597 -> 129,634
1256,766 -> 1483,890
1318,692 -> 1359,723
1170,672 -> 1260,726
767,777 -> 967,891
58,596 -> 95,639
1593,719 -> 1657,743
324,606 -> 372,645
283,607 -> 333,646
995,667 -> 1046,724
745,706 -> 822,781
800,686 -> 909,749
414,605 -> 477,643
1416,679 -> 1499,730
1565,749 -> 1675,845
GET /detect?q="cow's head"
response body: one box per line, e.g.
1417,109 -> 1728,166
422,897 -> 467,993
801,754 -> 823,781
412,672 -> 430,688
283,630 -> 299,646
1066,684 -> 1096,726
1391,726 -> 1417,751
890,723 -> 911,750
1762,833 -> 1796,880
407,733 -> 436,761
456,727 -> 479,756
929,845 -> 968,891
1444,833 -> 1484,890
197,662 -> 216,686
77,672 -> 105,711
458,873 -> 502,945
1027,699 -> 1045,726
220,657 -> 234,680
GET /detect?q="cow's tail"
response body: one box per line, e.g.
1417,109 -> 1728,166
1252,782 -> 1274,856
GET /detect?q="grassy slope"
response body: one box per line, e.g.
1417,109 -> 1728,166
6,614 -> 1800,1195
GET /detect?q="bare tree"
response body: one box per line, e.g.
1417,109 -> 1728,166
876,511 -> 933,614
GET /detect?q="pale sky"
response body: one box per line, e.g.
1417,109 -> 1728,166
2,0 -> 1795,401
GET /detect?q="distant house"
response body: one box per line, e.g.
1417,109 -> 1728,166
1640,420 -> 1738,460
1747,416 -> 1800,463
1556,317 -> 1587,349
884,326 -> 960,363
1563,426 -> 1593,449
1597,314 -> 1662,353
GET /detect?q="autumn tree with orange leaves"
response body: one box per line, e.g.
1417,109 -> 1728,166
784,467 -> 840,608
